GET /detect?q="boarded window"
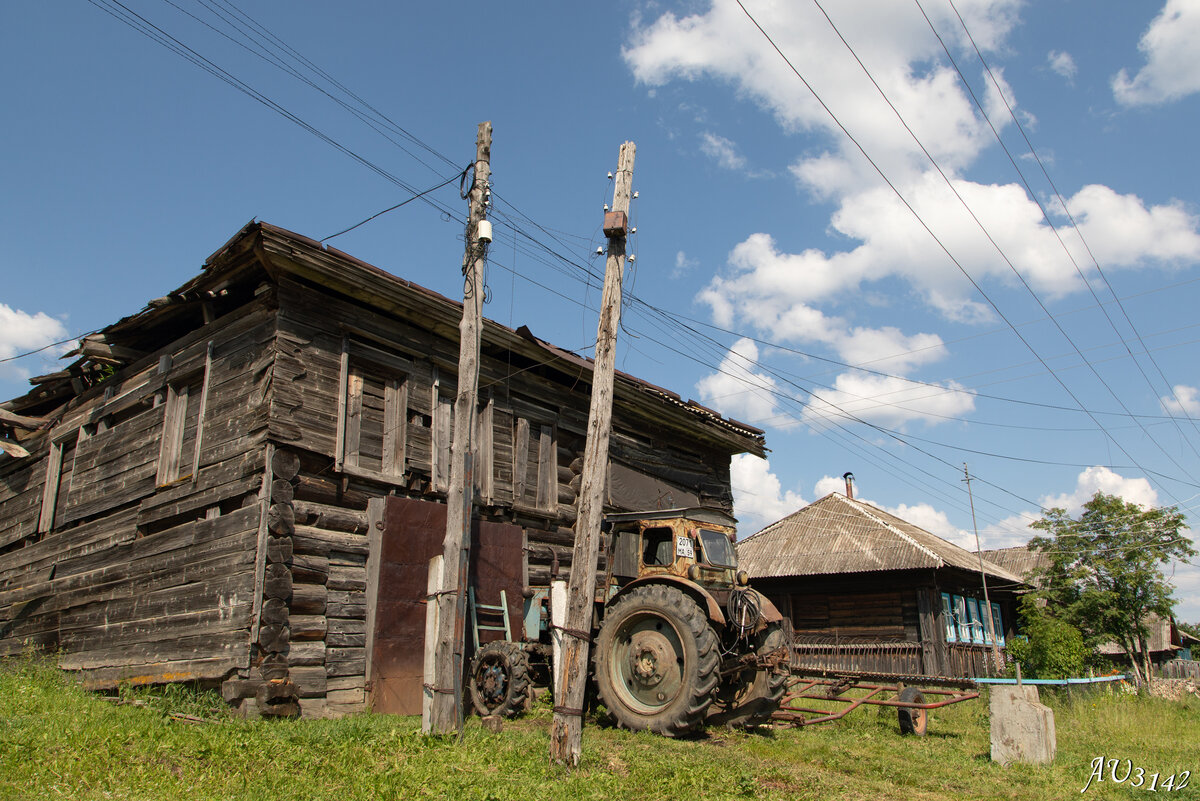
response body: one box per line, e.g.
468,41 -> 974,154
37,431 -> 78,533
512,416 -> 556,513
431,389 -> 452,491
64,394 -> 162,524
336,338 -> 414,484
156,371 -> 206,487
345,365 -> 408,477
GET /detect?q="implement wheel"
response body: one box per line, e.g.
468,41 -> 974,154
468,641 -> 531,718
593,584 -> 719,736
708,623 -> 789,727
897,686 -> 928,736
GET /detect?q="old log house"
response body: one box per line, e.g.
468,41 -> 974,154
0,221 -> 765,718
738,492 -> 1027,679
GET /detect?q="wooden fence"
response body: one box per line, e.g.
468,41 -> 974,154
1162,659 -> 1200,680
790,634 -> 1007,679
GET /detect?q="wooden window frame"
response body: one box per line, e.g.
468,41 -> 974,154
953,594 -> 970,644
474,395 -> 494,503
336,336 -> 410,485
155,345 -> 212,488
966,597 -> 984,645
940,592 -> 956,643
512,414 -> 557,514
990,602 -> 1006,646
37,428 -> 78,534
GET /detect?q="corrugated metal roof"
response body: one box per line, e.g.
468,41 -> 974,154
979,546 -> 1050,588
738,492 -> 1025,585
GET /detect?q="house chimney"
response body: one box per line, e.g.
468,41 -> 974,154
843,471 -> 855,499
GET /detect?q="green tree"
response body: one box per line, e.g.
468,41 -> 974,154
1028,492 -> 1195,690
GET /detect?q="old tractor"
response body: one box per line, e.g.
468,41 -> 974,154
467,508 -> 789,736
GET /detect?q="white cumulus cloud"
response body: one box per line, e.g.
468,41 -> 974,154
730,453 -> 807,535
0,304 -> 70,389
699,132 -> 747,170
630,1 -> 1200,439
1039,465 -> 1159,512
1161,384 -> 1200,416
695,338 -> 786,427
1047,50 -> 1077,82
802,373 -> 975,429
1113,0 -> 1200,106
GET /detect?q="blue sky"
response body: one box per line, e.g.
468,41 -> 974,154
3,1 -> 1199,621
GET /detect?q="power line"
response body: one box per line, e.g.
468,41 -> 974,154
914,0 -> 1200,465
738,0 -> 1193,504
321,170 -> 467,242
935,0 -> 1200,453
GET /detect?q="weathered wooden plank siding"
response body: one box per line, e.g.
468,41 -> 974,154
0,302 -> 278,685
0,453 -> 46,551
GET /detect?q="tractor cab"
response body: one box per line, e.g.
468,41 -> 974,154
602,508 -> 748,595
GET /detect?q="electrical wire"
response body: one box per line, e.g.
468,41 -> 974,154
805,0 -> 1198,498
321,169 -> 467,242
934,0 -> 1200,451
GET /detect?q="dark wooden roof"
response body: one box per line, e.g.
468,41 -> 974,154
738,492 -> 1025,585
3,221 -> 765,458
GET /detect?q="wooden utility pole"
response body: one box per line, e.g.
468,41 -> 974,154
550,141 -> 635,766
428,121 -> 492,735
964,464 -> 1003,674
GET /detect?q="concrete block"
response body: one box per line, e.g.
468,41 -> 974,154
990,686 -> 1056,766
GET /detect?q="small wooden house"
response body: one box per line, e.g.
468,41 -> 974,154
0,221 -> 765,717
738,492 -> 1026,678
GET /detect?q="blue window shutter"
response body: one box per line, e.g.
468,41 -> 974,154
991,602 -> 1005,646
967,598 -> 984,644
941,592 -> 955,642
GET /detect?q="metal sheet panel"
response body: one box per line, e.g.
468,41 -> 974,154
369,496 -> 524,716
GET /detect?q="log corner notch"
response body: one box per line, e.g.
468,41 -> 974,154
228,444 -> 302,718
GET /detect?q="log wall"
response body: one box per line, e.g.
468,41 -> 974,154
2,262 -> 752,719
247,278 -> 742,717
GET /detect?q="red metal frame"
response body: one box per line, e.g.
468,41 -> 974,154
771,674 -> 979,727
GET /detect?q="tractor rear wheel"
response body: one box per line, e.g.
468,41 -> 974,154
708,623 -> 789,727
593,584 -> 719,736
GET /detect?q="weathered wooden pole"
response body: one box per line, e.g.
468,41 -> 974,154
550,141 -> 635,766
428,121 -> 492,735
964,464 -> 1003,674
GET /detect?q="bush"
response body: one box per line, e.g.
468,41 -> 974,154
1007,596 -> 1094,679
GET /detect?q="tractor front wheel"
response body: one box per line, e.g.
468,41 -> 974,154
468,641 -> 531,718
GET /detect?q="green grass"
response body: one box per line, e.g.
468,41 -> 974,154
1,656 -> 1196,800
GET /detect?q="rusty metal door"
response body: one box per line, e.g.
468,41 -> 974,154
369,496 -> 523,716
